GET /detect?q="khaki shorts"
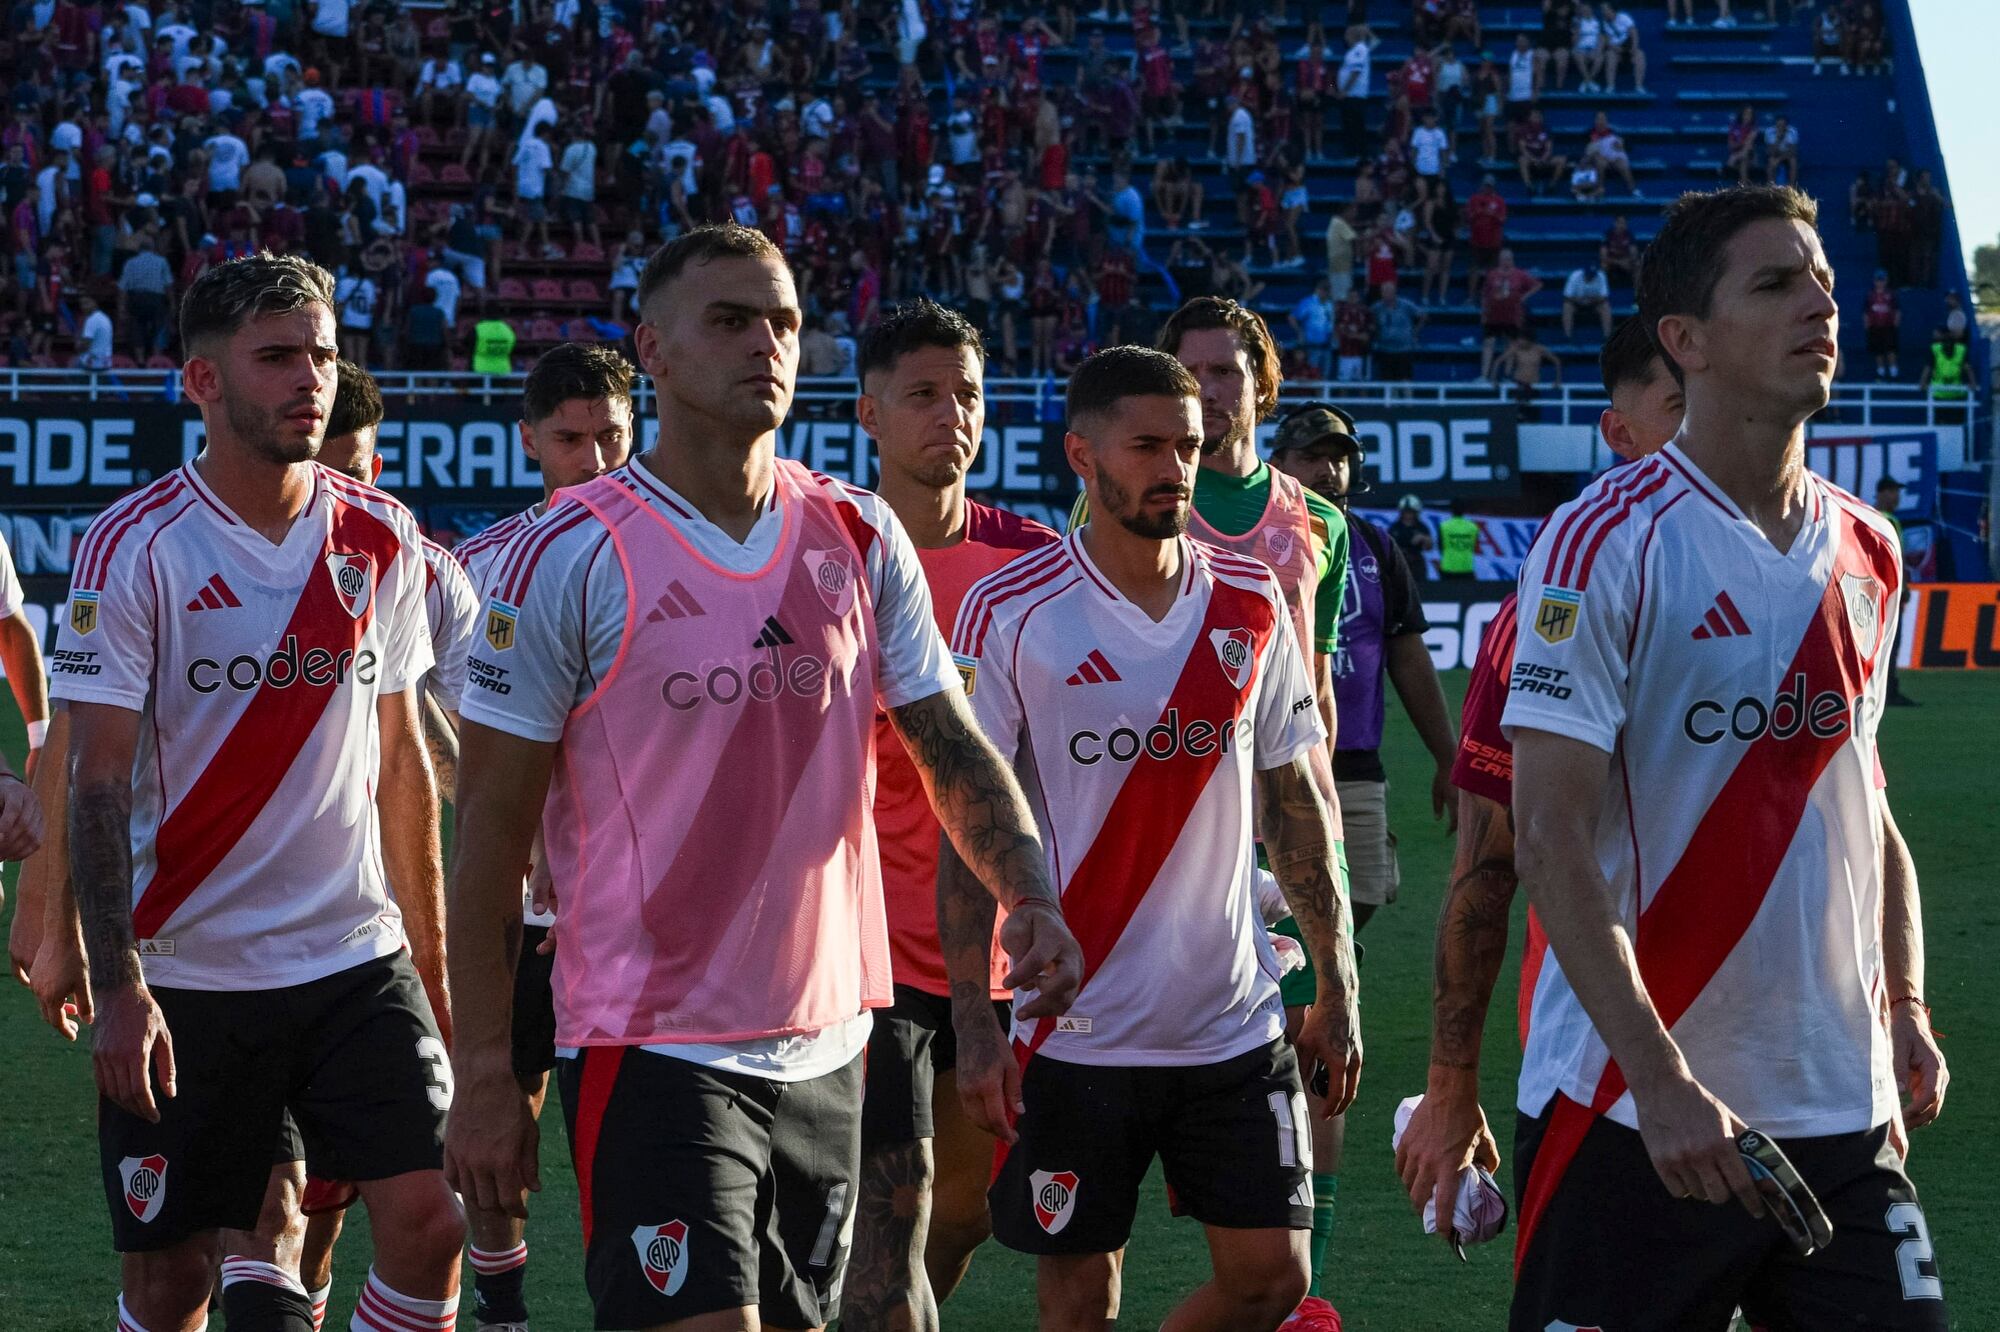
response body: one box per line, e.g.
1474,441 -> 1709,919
1336,778 -> 1400,907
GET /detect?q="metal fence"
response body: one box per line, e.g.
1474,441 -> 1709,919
0,368 -> 1979,440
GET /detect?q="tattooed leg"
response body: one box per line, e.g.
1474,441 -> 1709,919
841,1138 -> 940,1332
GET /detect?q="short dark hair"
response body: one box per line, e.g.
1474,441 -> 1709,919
635,223 -> 785,313
326,358 -> 384,438
1155,296 -> 1283,420
179,251 -> 335,352
1599,317 -> 1665,395
1066,346 -> 1200,431
523,343 -> 638,424
857,299 -> 985,385
1636,186 -> 1820,384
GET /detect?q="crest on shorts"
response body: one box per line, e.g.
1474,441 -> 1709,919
69,590 -> 100,636
120,1154 -> 168,1223
803,546 -> 858,617
1265,527 -> 1296,567
324,552 -> 374,620
1210,626 -> 1256,689
632,1220 -> 690,1296
1030,1170 -> 1079,1235
485,599 -> 519,652
1840,572 -> 1882,659
1534,587 -> 1582,646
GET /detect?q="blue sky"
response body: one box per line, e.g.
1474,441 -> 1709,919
1909,0 -> 1993,269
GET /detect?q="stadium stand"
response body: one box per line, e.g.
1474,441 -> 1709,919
0,0 -> 1978,389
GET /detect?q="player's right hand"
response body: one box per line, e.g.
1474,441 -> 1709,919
444,1068 -> 541,1219
999,898 -> 1083,1020
33,931 -> 93,1041
93,982 -> 174,1123
1396,1082 -> 1501,1235
952,1001 -> 1023,1144
1297,996 -> 1362,1117
1632,1071 -> 1763,1217
0,773 -> 44,863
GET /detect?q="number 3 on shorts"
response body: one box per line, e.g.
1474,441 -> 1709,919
1267,1090 -> 1313,1171
418,1035 -> 455,1111
1886,1202 -> 1943,1301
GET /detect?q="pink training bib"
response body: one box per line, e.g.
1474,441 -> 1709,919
547,459 -> 893,1046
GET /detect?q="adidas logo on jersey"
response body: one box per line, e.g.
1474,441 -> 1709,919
1690,590 -> 1753,640
184,574 -> 242,613
752,616 -> 795,649
645,581 -> 707,623
1065,650 -> 1121,686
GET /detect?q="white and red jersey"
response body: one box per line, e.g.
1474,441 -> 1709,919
460,457 -> 956,1078
50,462 -> 435,991
419,537 -> 479,711
953,534 -> 1325,1067
450,504 -> 542,597
0,529 -> 21,618
1503,444 -> 1901,1137
875,500 -> 1058,999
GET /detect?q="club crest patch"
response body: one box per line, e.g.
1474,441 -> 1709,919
632,1221 -> 690,1296
1210,626 -> 1256,688
1534,587 -> 1582,645
804,547 -> 858,617
120,1154 -> 168,1223
1265,527 -> 1296,567
1030,1170 -> 1079,1235
325,552 -> 374,620
1840,572 -> 1882,658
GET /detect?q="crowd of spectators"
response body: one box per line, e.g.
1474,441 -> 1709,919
0,0 -> 1954,387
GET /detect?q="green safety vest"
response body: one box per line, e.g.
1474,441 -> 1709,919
1439,515 -> 1480,574
472,320 -> 517,375
1929,342 -> 1968,401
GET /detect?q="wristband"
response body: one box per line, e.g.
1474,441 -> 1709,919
1889,995 -> 1929,1016
26,718 -> 48,748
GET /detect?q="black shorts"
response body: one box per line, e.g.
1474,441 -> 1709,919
1868,325 -> 1900,356
558,1047 -> 862,1330
860,984 -> 1012,1147
512,923 -> 557,1081
991,1038 -> 1312,1255
1484,319 -> 1522,340
101,952 -> 448,1252
1511,1096 -> 1949,1332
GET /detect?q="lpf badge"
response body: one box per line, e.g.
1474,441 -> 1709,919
485,600 -> 519,652
1840,572 -> 1882,658
325,552 -> 375,620
1535,587 -> 1582,645
804,547 -> 858,617
69,590 -> 100,636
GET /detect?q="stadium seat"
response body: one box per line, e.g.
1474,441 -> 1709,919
526,318 -> 563,341
438,163 -> 472,187
566,278 -> 602,304
145,354 -> 177,370
570,242 -> 605,263
531,278 -> 567,304
110,354 -> 137,369
497,277 -> 531,303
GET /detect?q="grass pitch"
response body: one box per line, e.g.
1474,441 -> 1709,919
2,671 -> 1993,1329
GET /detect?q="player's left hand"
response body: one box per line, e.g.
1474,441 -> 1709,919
1890,1003 -> 1947,1131
1431,764 -> 1457,832
0,772 -> 44,863
444,1067 -> 541,1219
999,898 -> 1083,1020
1298,990 -> 1362,1117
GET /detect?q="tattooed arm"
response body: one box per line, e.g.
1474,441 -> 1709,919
889,687 -> 1080,1013
1393,787 -> 1515,1230
419,690 -> 461,804
67,702 -> 175,1122
1253,752 -> 1362,1115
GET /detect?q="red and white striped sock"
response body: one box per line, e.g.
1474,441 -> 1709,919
116,1296 -> 206,1332
349,1268 -> 457,1332
466,1240 -> 527,1277
310,1282 -> 331,1331
221,1257 -> 309,1297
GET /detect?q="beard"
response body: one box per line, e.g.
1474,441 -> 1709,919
1098,468 -> 1190,540
1201,413 -> 1251,458
226,392 -> 320,466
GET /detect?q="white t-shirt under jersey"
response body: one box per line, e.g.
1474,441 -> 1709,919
1504,445 -> 1901,1137
952,534 -> 1324,1067
51,463 -> 434,991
